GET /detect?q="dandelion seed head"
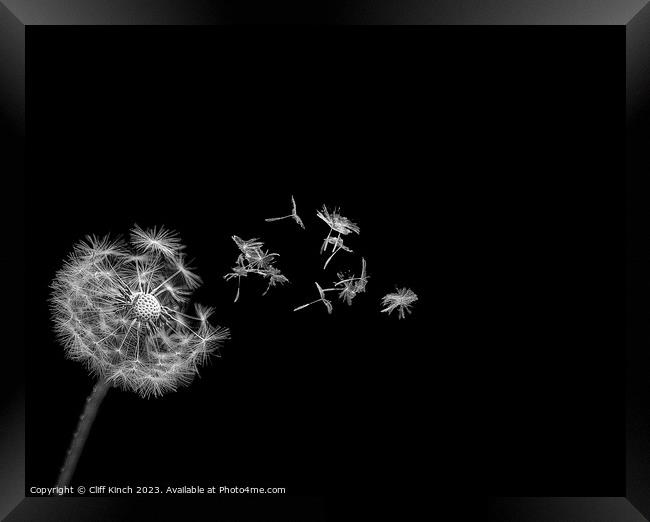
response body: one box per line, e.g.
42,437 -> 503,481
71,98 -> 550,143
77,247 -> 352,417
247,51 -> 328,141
50,226 -> 230,398
132,292 -> 162,322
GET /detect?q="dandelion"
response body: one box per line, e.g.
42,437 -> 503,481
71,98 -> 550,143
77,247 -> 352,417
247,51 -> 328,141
224,235 -> 289,302
50,225 -> 229,488
380,287 -> 418,319
265,195 -> 305,229
316,205 -> 360,269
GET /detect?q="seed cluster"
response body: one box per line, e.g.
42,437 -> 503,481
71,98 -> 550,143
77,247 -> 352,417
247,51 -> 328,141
133,293 -> 161,322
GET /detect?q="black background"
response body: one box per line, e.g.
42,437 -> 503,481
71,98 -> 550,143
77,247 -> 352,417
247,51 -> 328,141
25,26 -> 623,512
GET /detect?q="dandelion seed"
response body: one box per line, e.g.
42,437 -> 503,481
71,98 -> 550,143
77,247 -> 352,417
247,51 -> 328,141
224,235 -> 289,301
293,282 -> 335,314
316,205 -> 360,236
232,236 -> 264,259
354,257 -> 368,293
334,257 -> 369,306
336,280 -> 357,306
380,287 -> 418,319
316,205 -> 359,269
130,224 -> 185,259
262,266 -> 290,296
265,195 -> 305,229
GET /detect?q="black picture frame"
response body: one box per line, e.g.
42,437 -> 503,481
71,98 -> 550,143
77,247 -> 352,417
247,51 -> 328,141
2,1 -> 649,520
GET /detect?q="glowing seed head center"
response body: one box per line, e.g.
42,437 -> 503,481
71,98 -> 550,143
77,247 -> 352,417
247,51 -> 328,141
133,293 -> 161,322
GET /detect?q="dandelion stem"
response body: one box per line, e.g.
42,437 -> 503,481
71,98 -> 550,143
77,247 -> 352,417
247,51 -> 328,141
56,378 -> 111,489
